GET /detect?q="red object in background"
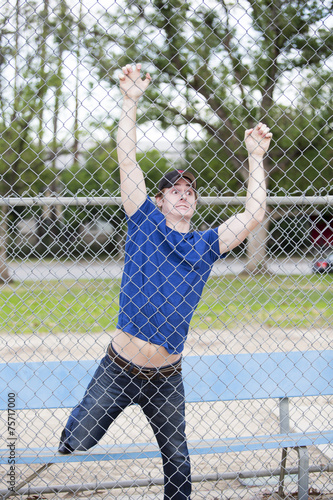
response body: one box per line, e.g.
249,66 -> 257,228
310,217 -> 333,247
315,261 -> 328,269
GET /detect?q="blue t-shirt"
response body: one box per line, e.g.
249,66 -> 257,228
116,196 -> 224,354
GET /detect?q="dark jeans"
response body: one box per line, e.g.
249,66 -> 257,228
60,352 -> 191,500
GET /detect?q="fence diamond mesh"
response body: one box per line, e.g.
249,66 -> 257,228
0,0 -> 333,499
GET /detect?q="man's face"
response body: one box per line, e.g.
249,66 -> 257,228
156,178 -> 197,223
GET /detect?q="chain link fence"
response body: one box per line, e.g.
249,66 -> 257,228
1,0 -> 333,498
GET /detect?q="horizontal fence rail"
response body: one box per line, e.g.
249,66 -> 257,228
1,196 -> 333,206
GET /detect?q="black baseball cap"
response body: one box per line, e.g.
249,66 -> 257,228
157,169 -> 197,193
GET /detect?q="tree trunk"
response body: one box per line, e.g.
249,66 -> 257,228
244,210 -> 271,274
0,206 -> 10,283
73,0 -> 83,166
37,0 -> 50,148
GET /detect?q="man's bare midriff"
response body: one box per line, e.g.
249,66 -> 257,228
112,329 -> 181,368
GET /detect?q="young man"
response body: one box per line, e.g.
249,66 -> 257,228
58,63 -> 272,500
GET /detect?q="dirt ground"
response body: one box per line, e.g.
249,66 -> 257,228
1,326 -> 333,499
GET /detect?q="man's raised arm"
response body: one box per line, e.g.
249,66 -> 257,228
218,122 -> 272,254
117,63 -> 151,216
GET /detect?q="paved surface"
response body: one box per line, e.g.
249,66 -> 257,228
7,257 -> 314,282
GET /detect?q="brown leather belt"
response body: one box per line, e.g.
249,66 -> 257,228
107,344 -> 182,380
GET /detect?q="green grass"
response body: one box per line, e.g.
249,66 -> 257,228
192,274 -> 333,330
0,275 -> 332,334
0,280 -> 121,334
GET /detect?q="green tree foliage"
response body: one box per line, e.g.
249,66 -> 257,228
1,0 -> 331,197
85,0 -> 332,196
0,0 -> 80,198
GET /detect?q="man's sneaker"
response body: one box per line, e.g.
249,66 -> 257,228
58,429 -> 74,455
